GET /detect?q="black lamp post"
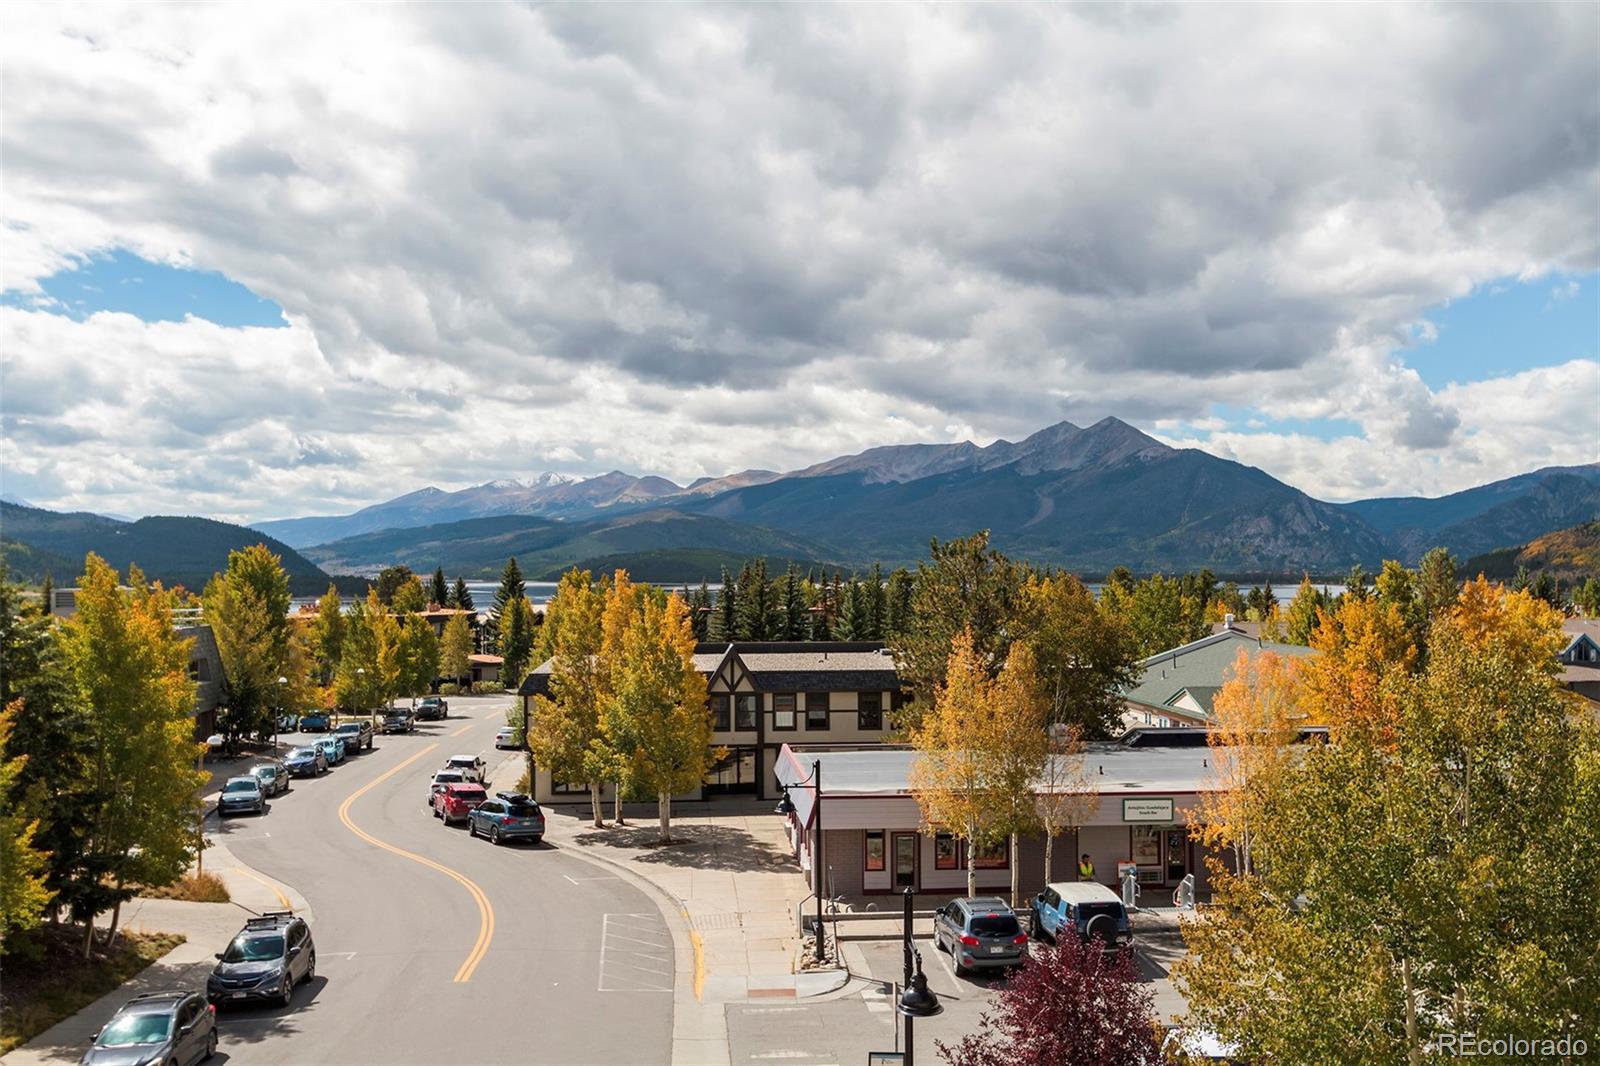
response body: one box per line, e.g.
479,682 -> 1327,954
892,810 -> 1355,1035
898,886 -> 941,1066
774,758 -> 824,963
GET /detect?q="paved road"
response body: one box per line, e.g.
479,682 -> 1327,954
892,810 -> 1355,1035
203,696 -> 673,1065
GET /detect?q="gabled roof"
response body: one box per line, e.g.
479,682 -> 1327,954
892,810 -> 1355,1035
519,641 -> 903,698
1122,630 -> 1314,719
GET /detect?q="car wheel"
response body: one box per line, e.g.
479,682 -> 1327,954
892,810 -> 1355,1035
491,826 -> 502,846
529,834 -> 542,847
468,819 -> 477,838
306,950 -> 315,983
205,1027 -> 218,1060
278,976 -> 293,1008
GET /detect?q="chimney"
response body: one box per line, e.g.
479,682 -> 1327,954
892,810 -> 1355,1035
1224,613 -> 1235,629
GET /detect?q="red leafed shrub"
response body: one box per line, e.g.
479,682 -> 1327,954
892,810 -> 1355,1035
938,936 -> 1164,1066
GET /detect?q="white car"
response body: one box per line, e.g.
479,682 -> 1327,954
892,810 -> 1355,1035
427,769 -> 467,807
444,754 -> 486,783
494,728 -> 520,750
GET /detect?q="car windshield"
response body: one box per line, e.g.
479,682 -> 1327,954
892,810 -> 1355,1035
96,1011 -> 173,1046
223,780 -> 257,793
454,789 -> 487,802
289,748 -> 315,758
222,934 -> 284,962
507,802 -> 540,817
254,767 -> 276,778
969,915 -> 1021,937
433,772 -> 463,784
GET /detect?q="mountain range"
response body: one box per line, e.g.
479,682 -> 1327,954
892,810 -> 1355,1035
253,417 -> 1600,579
6,418 -> 1595,586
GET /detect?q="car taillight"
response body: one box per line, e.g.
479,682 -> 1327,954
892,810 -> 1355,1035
208,1004 -> 216,1015
1012,933 -> 1029,945
959,934 -> 979,947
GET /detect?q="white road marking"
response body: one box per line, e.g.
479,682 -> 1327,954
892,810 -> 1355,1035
563,874 -> 620,884
598,912 -> 674,993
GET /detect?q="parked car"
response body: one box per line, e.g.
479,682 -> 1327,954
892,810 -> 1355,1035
494,726 -> 521,750
299,712 -> 332,733
207,911 -> 316,1009
443,754 -> 486,783
276,714 -> 298,734
314,736 -> 346,765
382,709 -> 416,734
205,733 -> 227,753
250,761 -> 289,797
435,783 -> 489,825
933,896 -> 1029,975
426,769 -> 467,808
416,695 -> 448,721
218,776 -> 266,817
284,746 -> 327,777
82,990 -> 216,1066
1030,881 -> 1132,951
333,720 -> 374,752
468,793 -> 545,845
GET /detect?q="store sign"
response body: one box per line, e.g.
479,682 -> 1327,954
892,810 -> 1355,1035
1122,798 -> 1174,823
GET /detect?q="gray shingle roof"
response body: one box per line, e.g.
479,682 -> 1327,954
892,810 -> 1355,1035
1123,630 -> 1314,719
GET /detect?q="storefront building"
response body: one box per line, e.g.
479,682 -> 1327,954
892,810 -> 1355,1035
774,736 -> 1237,902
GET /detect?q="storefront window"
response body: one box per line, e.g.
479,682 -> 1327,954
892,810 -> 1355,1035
1131,825 -> 1163,884
735,694 -> 758,730
972,838 -> 1007,869
934,834 -> 959,870
709,695 -> 730,732
865,830 -> 886,872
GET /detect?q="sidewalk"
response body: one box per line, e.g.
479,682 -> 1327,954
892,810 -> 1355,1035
0,842 -> 307,1066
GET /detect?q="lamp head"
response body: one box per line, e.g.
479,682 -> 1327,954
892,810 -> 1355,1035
897,956 -> 942,1018
774,791 -> 796,817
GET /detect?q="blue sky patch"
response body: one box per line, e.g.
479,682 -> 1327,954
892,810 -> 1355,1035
1400,271 -> 1597,390
1,248 -> 286,328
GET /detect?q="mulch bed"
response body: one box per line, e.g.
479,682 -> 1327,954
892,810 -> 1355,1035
0,924 -> 186,1055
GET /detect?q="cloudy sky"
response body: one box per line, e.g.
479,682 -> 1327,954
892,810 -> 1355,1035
3,3 -> 1597,523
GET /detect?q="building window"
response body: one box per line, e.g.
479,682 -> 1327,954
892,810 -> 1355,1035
805,692 -> 829,729
709,695 -> 730,732
858,691 -> 883,731
735,694 -> 758,731
552,779 -> 587,795
773,693 -> 796,731
972,838 -> 1007,869
934,833 -> 959,870
865,830 -> 886,872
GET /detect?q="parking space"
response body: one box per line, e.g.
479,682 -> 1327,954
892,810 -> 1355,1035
597,912 -> 674,993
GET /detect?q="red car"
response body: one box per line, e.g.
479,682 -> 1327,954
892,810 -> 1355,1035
434,783 -> 488,825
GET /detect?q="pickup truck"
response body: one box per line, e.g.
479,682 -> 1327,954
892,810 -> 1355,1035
416,696 -> 449,721
381,709 -> 416,734
333,720 -> 374,752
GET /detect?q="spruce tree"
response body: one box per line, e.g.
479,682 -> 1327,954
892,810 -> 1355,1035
735,558 -> 774,640
39,574 -> 53,616
779,564 -> 808,640
451,576 -> 474,611
866,562 -> 886,640
835,577 -> 867,640
488,557 -> 526,645
689,583 -> 712,641
711,567 -> 737,641
431,567 -> 449,608
885,567 -> 914,638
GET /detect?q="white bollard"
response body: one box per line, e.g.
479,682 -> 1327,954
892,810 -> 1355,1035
1121,869 -> 1141,911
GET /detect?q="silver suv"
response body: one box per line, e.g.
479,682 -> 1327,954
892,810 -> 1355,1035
933,896 -> 1029,975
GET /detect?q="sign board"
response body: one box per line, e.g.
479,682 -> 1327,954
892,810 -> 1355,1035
1122,798 -> 1174,823
868,1054 -> 906,1066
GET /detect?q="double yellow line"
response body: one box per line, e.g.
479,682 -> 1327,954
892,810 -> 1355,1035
336,743 -> 495,982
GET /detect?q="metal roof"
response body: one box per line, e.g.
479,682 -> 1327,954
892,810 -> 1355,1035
1123,630 -> 1314,718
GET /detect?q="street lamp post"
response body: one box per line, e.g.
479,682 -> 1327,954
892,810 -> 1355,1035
275,675 -> 287,754
354,667 -> 366,722
774,758 -> 825,963
897,886 -> 942,1066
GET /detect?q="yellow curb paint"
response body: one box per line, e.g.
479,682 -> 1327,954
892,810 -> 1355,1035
336,743 -> 495,982
228,861 -> 292,910
685,908 -> 705,1001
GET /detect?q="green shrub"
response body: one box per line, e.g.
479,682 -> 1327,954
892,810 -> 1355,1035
438,682 -> 461,696
470,681 -> 505,694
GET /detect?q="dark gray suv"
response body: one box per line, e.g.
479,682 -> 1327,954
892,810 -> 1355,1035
933,896 -> 1029,975
82,989 -> 216,1065
206,911 -> 316,1009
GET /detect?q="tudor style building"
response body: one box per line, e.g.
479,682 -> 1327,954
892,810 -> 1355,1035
517,641 -> 905,804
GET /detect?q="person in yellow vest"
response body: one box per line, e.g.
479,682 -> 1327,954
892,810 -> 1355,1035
1078,854 -> 1095,881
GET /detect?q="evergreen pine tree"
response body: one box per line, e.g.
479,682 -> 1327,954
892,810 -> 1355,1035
1342,563 -> 1369,602
711,567 -> 737,641
39,574 -> 53,616
735,558 -> 775,640
431,567 -> 449,608
884,567 -> 914,638
779,564 -> 808,640
866,562 -> 886,640
451,577 -> 474,611
835,577 -> 867,640
488,557 -> 525,645
689,583 -> 711,641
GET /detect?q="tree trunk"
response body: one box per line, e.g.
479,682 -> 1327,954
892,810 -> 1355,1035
590,782 -> 604,828
659,791 -> 672,843
1402,955 -> 1421,1066
1043,829 -> 1054,893
103,893 -> 124,949
82,914 -> 96,959
1009,833 -> 1020,908
966,840 -> 977,898
614,782 -> 626,826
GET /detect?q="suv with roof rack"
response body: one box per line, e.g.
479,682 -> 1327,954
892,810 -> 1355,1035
83,989 -> 216,1065
206,911 -> 316,1009
933,896 -> 1029,975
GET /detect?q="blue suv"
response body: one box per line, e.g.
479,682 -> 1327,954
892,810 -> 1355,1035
1030,881 -> 1133,950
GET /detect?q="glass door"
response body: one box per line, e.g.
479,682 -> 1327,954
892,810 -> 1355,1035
1131,826 -> 1163,885
893,833 -> 917,888
1165,829 -> 1188,883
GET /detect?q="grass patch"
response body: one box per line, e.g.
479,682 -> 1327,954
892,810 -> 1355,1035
0,925 -> 186,1054
137,872 -> 231,903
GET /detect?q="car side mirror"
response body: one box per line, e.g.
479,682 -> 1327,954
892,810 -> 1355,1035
214,952 -> 224,959
90,1028 -> 101,1042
